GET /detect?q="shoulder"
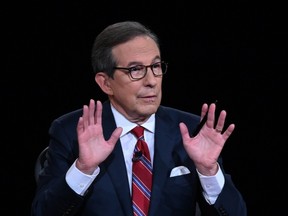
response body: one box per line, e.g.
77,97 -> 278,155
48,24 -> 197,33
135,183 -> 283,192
157,105 -> 200,126
54,108 -> 83,124
48,100 -> 111,134
158,105 -> 199,118
48,108 -> 83,135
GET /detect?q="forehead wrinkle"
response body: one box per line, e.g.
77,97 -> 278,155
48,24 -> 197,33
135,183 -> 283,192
112,36 -> 160,67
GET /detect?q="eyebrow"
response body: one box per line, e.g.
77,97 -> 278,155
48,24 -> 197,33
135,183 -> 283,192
123,56 -> 161,67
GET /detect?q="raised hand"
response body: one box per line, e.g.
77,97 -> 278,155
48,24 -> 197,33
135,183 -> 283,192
76,99 -> 123,174
179,103 -> 235,176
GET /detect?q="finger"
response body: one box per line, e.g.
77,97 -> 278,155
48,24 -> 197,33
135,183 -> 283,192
206,103 -> 216,129
200,103 -> 208,121
82,105 -> 89,129
107,127 -> 123,146
215,110 -> 227,133
77,116 -> 84,133
179,122 -> 190,142
222,124 -> 235,140
95,100 -> 103,125
89,99 -> 96,125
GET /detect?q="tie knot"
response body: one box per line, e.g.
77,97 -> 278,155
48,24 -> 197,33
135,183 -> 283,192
131,126 -> 144,139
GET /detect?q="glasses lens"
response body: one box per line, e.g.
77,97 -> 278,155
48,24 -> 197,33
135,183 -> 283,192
152,62 -> 167,76
130,65 -> 145,79
129,62 -> 167,79
160,62 -> 167,74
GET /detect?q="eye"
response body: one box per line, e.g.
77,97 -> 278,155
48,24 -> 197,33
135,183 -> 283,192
129,65 -> 144,72
152,62 -> 161,69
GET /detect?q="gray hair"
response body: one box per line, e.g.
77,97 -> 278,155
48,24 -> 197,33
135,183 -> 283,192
91,21 -> 160,77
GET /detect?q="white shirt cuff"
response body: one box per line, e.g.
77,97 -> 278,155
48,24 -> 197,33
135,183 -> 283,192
66,160 -> 99,196
197,163 -> 225,204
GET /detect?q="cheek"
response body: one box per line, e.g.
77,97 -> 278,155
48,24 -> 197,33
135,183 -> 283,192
109,76 -> 130,94
112,82 -> 138,99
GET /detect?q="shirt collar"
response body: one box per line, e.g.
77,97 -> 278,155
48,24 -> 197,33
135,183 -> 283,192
110,104 -> 155,137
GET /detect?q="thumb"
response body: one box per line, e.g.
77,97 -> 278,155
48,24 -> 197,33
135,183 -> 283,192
107,127 -> 123,146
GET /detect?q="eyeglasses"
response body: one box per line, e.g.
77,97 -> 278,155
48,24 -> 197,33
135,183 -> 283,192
114,61 -> 168,80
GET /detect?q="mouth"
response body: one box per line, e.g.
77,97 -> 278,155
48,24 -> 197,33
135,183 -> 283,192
140,94 -> 157,99
140,95 -> 157,103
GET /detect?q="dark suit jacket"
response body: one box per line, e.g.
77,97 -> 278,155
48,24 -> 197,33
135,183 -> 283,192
32,100 -> 247,216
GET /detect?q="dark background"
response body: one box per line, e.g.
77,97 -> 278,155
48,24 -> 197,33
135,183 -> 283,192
3,1 -> 287,215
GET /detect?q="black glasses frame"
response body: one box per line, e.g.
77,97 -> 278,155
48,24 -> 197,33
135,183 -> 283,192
114,61 -> 168,80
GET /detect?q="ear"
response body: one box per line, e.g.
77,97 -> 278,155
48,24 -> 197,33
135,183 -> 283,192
95,72 -> 113,95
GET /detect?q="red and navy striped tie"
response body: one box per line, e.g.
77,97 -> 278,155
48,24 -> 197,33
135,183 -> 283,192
131,126 -> 152,216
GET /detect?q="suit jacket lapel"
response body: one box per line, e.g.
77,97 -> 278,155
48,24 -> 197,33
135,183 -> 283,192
100,101 -> 133,216
149,106 -> 181,216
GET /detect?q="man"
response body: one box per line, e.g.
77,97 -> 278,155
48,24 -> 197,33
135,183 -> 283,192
31,21 -> 247,216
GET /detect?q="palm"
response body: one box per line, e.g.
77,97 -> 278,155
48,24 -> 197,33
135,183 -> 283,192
77,99 -> 122,167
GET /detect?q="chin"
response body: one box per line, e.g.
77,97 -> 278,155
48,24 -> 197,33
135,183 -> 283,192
141,104 -> 159,115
